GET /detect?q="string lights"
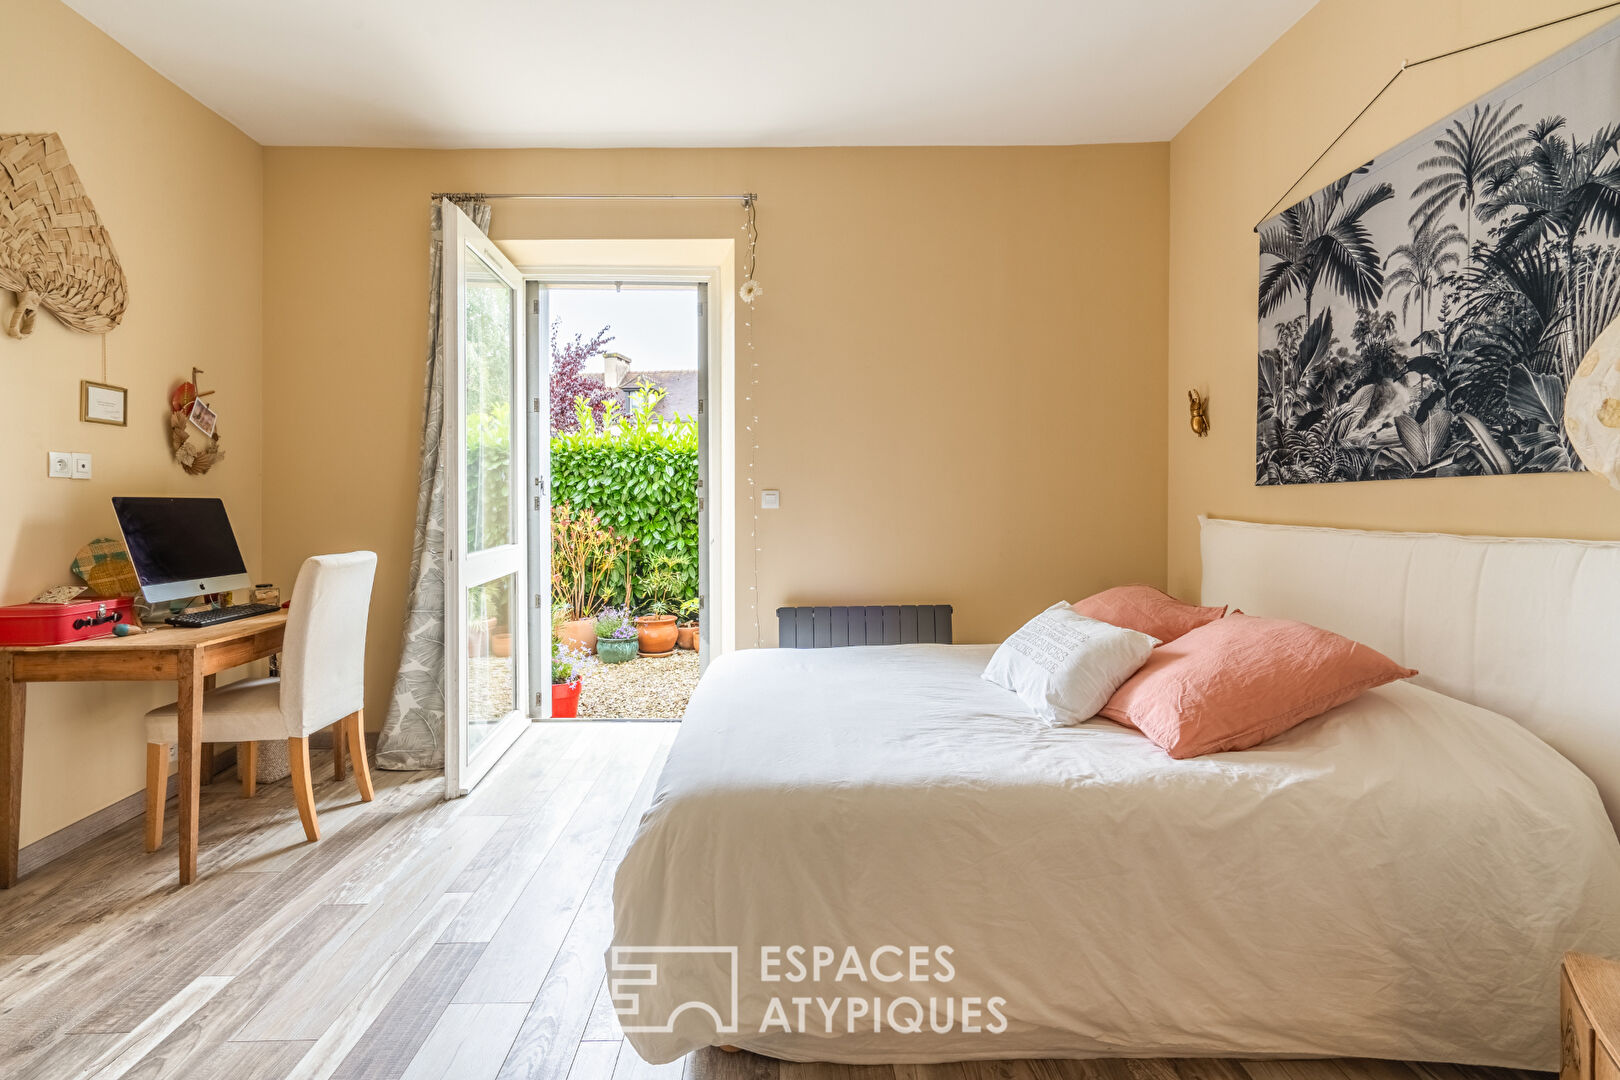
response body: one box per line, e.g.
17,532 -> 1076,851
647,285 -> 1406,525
739,196 -> 764,646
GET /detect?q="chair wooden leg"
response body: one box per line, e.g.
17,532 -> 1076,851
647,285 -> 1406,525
200,742 -> 215,784
238,742 -> 256,798
288,737 -> 320,842
144,743 -> 167,852
343,710 -> 373,802
332,719 -> 346,781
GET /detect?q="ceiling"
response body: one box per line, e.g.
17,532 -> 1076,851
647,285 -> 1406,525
65,0 -> 1317,148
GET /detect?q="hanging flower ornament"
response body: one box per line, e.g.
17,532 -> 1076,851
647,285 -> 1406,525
739,278 -> 763,304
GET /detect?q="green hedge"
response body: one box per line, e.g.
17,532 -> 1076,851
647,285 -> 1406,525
551,398 -> 699,609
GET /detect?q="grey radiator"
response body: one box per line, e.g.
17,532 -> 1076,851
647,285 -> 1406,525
775,605 -> 953,648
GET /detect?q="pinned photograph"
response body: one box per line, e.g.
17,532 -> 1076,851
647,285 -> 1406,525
188,397 -> 218,438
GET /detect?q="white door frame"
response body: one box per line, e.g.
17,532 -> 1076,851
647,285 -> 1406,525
442,202 -> 530,796
505,238 -> 737,687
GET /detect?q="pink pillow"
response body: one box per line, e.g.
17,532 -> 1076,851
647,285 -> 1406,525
1072,585 -> 1226,644
1097,612 -> 1416,758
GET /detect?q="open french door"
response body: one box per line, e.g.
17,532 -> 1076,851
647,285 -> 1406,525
441,200 -> 534,797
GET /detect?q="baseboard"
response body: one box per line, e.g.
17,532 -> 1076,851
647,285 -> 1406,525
17,733 -> 377,878
17,752 -> 227,878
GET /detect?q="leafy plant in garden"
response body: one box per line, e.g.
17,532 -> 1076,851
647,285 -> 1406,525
551,640 -> 589,685
636,552 -> 691,616
593,606 -> 638,641
552,382 -> 699,608
551,502 -> 634,620
550,320 -> 618,435
678,597 -> 701,626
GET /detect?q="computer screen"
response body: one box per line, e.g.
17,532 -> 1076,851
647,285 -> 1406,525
111,497 -> 252,602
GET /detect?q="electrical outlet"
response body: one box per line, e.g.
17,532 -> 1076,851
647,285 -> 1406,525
760,489 -> 781,509
71,452 -> 92,480
47,451 -> 73,478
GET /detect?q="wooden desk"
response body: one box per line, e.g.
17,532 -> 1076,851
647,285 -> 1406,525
1,610 -> 289,887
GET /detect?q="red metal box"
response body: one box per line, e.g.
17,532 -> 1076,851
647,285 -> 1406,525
0,596 -> 135,646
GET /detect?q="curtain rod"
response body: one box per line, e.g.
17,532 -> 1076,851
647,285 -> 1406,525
1253,0 -> 1620,232
435,192 -> 756,203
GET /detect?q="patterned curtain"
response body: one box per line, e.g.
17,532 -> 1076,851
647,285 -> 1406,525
375,196 -> 492,771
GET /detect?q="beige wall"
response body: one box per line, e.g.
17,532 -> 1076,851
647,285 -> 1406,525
1,0 -> 264,846
1167,0 -> 1620,599
262,145 -> 1170,727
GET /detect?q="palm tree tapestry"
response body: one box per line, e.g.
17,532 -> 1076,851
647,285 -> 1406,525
1256,19 -> 1620,485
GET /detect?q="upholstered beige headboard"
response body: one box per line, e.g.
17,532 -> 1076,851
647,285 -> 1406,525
1200,516 -> 1620,831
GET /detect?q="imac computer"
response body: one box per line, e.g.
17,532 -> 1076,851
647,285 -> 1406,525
112,497 -> 254,604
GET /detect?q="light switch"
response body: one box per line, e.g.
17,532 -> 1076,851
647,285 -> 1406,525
760,489 -> 780,509
48,451 -> 72,478
71,453 -> 92,480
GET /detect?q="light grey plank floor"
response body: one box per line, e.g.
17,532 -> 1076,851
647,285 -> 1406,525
0,721 -> 1554,1080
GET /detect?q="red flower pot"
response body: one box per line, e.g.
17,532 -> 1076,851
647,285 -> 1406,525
551,677 -> 581,718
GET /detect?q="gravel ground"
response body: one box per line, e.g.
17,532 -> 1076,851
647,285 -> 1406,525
578,648 -> 700,719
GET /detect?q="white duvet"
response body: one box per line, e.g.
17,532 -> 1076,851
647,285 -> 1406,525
608,645 -> 1620,1067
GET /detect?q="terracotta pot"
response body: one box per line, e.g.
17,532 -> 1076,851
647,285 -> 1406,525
676,623 -> 699,650
635,614 -> 678,655
490,632 -> 512,658
550,678 -> 581,719
557,617 -> 597,656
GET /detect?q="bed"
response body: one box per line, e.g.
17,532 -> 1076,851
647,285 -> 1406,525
608,519 -> 1620,1067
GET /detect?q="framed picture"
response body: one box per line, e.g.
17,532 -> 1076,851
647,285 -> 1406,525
80,380 -> 127,426
188,397 -> 217,438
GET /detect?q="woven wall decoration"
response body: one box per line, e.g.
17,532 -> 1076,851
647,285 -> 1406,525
0,133 -> 128,339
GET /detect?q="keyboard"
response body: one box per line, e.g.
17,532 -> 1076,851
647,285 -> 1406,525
166,603 -> 281,628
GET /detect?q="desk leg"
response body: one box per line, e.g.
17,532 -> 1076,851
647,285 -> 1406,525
1,654 -> 23,889
176,649 -> 204,885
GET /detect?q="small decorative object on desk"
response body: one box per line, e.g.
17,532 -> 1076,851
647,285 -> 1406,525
33,585 -> 87,604
71,537 -> 139,597
252,583 -> 280,606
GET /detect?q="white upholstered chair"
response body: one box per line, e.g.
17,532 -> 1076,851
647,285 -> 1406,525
143,551 -> 378,850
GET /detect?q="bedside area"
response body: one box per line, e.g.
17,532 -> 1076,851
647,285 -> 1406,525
1564,953 -> 1620,1080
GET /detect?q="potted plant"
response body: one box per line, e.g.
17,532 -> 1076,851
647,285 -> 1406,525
676,597 -> 700,651
551,641 -> 586,718
634,553 -> 688,655
594,607 -> 639,664
552,503 -> 634,654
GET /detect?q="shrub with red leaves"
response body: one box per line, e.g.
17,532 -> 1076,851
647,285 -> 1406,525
550,321 -> 617,434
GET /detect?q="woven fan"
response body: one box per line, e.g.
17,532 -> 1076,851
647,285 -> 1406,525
0,133 -> 127,338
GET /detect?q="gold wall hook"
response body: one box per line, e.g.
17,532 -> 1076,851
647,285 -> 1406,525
1188,389 -> 1210,437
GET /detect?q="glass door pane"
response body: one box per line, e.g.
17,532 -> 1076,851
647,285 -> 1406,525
466,574 -> 517,759
464,250 -> 514,554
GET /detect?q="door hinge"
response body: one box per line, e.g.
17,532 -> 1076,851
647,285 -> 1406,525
534,593 -> 544,609
698,496 -> 705,511
535,691 -> 543,706
534,495 -> 541,511
532,397 -> 541,413
697,398 -> 705,414
532,299 -> 540,315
